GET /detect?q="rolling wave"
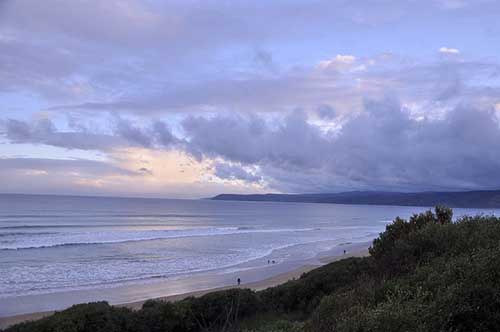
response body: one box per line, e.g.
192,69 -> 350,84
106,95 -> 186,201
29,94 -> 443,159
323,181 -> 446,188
0,227 -> 317,250
0,213 -> 213,219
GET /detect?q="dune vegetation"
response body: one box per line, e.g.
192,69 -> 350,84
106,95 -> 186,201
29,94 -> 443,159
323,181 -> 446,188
5,206 -> 500,332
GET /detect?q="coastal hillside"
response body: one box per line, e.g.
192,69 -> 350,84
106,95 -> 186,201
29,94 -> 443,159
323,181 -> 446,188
5,206 -> 500,332
212,190 -> 500,208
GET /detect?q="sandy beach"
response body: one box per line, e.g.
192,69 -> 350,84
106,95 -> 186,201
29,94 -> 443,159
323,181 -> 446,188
0,246 -> 369,329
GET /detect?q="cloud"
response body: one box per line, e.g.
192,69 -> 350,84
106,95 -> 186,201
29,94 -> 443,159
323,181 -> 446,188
180,100 -> 500,192
1,117 -> 178,151
316,105 -> 337,120
253,50 -> 276,73
3,0 -> 500,196
49,54 -> 500,120
213,162 -> 262,183
152,121 -> 178,147
0,157 -> 135,175
3,0 -> 496,109
439,47 -> 460,54
138,167 -> 153,175
0,38 -> 81,99
183,110 -> 330,170
114,117 -> 153,148
4,96 -> 500,193
433,0 -> 494,9
1,118 -> 123,150
317,54 -> 357,71
1,148 -> 265,198
3,46 -> 500,194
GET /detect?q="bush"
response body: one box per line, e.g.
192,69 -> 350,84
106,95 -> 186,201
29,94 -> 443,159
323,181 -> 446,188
307,209 -> 500,332
369,206 -> 454,275
242,319 -> 304,332
5,302 -> 135,332
260,257 -> 375,315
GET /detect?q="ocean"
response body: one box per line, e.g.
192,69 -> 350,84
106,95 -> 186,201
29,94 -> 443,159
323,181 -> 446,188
1,194 -> 498,316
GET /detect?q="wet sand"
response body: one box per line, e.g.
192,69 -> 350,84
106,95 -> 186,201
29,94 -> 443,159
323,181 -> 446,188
0,245 -> 369,329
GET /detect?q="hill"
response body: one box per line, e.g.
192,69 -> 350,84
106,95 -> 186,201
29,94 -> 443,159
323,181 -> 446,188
212,190 -> 500,208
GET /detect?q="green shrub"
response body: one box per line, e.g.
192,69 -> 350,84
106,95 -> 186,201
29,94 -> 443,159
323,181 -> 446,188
260,257 -> 375,315
5,302 -> 135,332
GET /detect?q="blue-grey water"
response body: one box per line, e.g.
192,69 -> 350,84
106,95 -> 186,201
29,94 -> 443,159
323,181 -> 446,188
1,194 -> 499,316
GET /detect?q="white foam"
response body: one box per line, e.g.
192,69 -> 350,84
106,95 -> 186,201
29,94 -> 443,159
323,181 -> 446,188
0,227 -> 317,250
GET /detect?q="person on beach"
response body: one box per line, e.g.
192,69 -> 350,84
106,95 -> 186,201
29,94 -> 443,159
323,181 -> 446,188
237,278 -> 241,286
344,250 -> 346,255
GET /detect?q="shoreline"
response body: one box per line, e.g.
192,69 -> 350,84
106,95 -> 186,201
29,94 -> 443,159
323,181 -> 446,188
0,246 -> 369,329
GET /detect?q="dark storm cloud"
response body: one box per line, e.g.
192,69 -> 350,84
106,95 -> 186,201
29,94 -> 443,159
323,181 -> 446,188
152,121 -> 178,147
316,105 -> 337,120
181,100 -> 500,192
213,163 -> 262,183
2,118 -> 123,151
114,117 -> 153,148
1,118 -> 178,151
3,98 -> 500,192
183,110 -> 330,169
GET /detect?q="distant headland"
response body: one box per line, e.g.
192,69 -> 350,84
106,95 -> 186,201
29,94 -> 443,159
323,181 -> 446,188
211,190 -> 500,208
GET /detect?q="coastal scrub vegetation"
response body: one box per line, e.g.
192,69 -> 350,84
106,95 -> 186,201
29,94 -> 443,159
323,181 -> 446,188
5,206 -> 500,332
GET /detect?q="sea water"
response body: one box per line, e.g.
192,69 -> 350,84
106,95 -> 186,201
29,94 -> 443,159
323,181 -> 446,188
1,194 -> 498,316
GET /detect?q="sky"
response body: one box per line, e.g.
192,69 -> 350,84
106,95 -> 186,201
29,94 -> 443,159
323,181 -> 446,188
2,0 -> 500,198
